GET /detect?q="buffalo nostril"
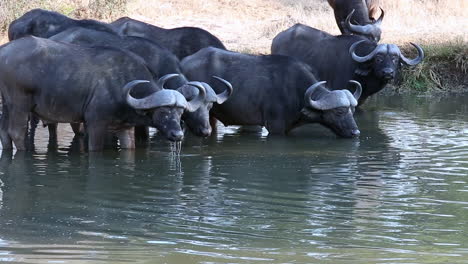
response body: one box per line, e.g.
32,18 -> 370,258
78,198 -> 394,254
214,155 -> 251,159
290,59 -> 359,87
199,127 -> 212,137
383,68 -> 394,78
352,129 -> 361,137
170,130 -> 184,141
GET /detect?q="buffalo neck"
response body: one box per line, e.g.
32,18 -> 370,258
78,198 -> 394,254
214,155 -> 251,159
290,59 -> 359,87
342,0 -> 373,24
354,73 -> 388,105
111,103 -> 151,127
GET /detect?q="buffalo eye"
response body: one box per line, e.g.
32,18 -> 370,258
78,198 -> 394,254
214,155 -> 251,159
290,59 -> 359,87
157,109 -> 171,119
374,56 -> 383,63
136,110 -> 148,116
335,107 -> 349,116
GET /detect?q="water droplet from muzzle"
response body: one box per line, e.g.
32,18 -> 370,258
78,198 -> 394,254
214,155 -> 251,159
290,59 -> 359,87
170,141 -> 182,156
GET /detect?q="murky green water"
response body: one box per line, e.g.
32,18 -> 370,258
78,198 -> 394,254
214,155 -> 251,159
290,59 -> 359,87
1,94 -> 468,264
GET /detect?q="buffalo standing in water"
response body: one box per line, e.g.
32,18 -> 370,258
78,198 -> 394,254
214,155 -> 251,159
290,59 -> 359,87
0,37 -> 206,151
271,24 -> 424,105
327,0 -> 384,42
111,17 -> 226,60
182,47 -> 362,138
50,27 -> 232,137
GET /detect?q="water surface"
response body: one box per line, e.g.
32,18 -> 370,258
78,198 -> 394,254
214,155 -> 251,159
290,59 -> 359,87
1,94 -> 468,264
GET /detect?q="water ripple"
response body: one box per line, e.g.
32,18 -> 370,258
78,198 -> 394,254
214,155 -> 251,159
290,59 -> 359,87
1,95 -> 468,263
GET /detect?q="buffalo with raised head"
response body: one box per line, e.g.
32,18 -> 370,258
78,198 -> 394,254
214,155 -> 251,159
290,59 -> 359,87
271,24 -> 423,105
8,8 -> 117,40
0,37 -> 206,151
49,27 -> 232,137
111,17 -> 226,60
181,47 -> 362,138
327,0 -> 384,42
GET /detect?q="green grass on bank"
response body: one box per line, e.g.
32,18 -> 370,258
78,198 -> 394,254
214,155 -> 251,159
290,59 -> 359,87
399,40 -> 468,93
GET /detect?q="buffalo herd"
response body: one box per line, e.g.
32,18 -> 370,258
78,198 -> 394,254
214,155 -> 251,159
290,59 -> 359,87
0,2 -> 424,151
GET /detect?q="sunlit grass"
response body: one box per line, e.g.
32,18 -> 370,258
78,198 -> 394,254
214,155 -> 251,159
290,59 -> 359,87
399,39 -> 468,92
0,0 -> 466,90
2,0 -> 466,50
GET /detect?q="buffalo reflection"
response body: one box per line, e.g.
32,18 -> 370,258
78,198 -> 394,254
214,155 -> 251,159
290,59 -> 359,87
0,175 -> 3,210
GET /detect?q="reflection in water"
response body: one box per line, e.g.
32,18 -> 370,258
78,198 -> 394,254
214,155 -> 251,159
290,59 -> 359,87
0,175 -> 3,210
1,94 -> 468,263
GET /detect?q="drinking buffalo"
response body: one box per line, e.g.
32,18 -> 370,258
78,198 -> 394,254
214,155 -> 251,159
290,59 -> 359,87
111,17 -> 226,59
0,37 -> 206,151
181,47 -> 362,138
271,24 -> 423,105
50,27 -> 232,137
176,78 -> 233,137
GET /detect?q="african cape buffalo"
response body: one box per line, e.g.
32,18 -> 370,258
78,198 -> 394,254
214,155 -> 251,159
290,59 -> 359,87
181,47 -> 362,138
50,27 -> 232,137
0,37 -> 206,151
8,8 -> 117,40
271,24 -> 424,105
111,17 -> 226,59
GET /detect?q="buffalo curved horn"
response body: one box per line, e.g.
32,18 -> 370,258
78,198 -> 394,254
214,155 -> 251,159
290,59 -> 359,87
345,9 -> 358,27
305,81 -> 327,110
156,73 -> 180,89
400,42 -> 424,66
350,40 -> 381,63
348,80 -> 362,101
345,9 -> 382,37
375,8 -> 384,26
212,76 -> 233,104
185,81 -> 207,112
125,80 -> 153,110
345,10 -> 370,35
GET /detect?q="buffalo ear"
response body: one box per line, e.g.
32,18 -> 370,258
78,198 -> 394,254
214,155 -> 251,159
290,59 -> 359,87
301,107 -> 320,121
177,85 -> 197,101
135,109 -> 147,116
355,65 -> 371,76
